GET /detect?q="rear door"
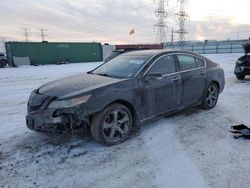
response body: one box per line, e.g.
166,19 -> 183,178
176,54 -> 206,107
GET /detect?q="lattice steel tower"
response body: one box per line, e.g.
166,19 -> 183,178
154,0 -> 168,43
175,0 -> 189,45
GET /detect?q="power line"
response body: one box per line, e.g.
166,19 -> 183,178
154,0 -> 168,43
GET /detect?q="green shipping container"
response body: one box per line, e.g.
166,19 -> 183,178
5,42 -> 103,65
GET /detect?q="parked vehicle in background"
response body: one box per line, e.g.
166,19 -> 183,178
26,50 -> 225,146
105,48 -> 149,62
0,53 -> 8,68
105,44 -> 164,62
234,43 -> 250,80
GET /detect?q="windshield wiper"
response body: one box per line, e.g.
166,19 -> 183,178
87,71 -> 94,74
96,73 -> 126,79
91,72 -> 126,79
95,73 -> 114,77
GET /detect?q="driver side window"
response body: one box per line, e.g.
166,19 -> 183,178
148,55 -> 176,75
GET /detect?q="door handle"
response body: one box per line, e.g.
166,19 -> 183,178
171,77 -> 181,82
200,70 -> 206,75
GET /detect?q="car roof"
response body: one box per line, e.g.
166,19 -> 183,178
121,49 -> 201,57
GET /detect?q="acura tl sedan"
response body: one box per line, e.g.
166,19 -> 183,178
26,50 -> 225,146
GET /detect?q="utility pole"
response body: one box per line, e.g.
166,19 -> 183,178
39,29 -> 48,41
21,28 -> 29,42
154,0 -> 168,43
175,0 -> 189,45
171,28 -> 174,47
0,37 -> 5,53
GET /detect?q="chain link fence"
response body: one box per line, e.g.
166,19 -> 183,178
165,39 -> 250,54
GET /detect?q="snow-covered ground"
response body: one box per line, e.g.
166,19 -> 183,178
1,54 -> 250,188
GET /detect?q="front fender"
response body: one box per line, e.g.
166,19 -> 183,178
82,79 -> 141,118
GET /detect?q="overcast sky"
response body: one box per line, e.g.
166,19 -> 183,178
0,0 -> 250,46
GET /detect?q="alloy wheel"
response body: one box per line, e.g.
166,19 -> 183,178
102,108 -> 130,143
206,85 -> 218,107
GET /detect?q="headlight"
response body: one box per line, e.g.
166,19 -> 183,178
240,67 -> 245,71
236,60 -> 243,65
48,94 -> 91,109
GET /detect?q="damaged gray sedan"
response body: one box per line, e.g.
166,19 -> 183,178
26,50 -> 225,145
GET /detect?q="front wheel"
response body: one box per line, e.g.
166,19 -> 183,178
201,83 -> 219,109
90,103 -> 132,146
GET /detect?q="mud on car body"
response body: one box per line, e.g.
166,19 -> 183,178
26,50 -> 225,146
234,43 -> 250,80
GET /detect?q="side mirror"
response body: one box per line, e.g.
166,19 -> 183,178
145,72 -> 162,80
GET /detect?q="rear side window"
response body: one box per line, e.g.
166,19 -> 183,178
148,55 -> 176,75
195,57 -> 205,67
177,55 -> 197,71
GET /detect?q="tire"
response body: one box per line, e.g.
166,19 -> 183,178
0,61 -> 4,68
201,83 -> 219,109
90,103 -> 133,146
236,74 -> 245,80
0,59 -> 7,68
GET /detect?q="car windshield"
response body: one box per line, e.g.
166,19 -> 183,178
91,55 -> 149,78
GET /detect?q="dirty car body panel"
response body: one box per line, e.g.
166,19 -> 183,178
26,50 -> 225,135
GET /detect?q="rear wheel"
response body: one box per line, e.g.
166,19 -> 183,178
90,103 -> 132,146
201,83 -> 219,109
236,74 -> 245,80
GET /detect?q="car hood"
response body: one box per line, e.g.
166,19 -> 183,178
38,73 -> 123,99
243,43 -> 250,54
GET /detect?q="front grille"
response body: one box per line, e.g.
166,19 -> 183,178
29,105 -> 40,112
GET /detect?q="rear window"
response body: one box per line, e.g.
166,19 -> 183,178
177,55 -> 197,71
195,57 -> 205,67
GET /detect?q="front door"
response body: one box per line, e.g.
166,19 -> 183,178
140,55 -> 182,119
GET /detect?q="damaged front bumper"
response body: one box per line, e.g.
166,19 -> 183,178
26,107 -> 90,134
26,108 -> 68,134
26,90 -> 90,135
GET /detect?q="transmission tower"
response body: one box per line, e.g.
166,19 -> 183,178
39,29 -> 48,41
21,28 -> 29,42
154,0 -> 168,43
175,0 -> 189,45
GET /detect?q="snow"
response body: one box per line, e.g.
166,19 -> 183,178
1,54 -> 250,188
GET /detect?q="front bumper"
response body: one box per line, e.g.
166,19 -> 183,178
26,108 -> 68,134
26,89 -> 91,134
234,65 -> 250,75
